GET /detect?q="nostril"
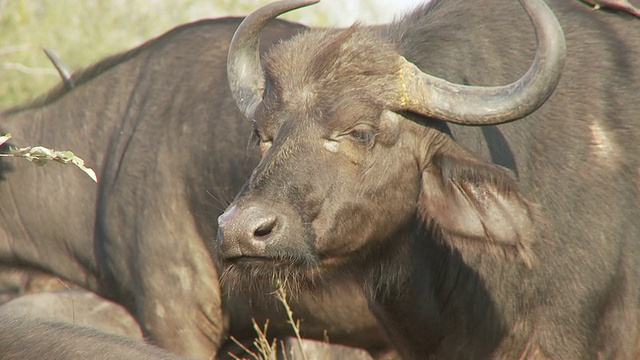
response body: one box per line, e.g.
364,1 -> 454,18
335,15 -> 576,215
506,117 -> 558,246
254,226 -> 272,238
253,217 -> 277,239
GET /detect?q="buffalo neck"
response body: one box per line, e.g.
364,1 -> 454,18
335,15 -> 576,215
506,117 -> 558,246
362,218 -> 538,359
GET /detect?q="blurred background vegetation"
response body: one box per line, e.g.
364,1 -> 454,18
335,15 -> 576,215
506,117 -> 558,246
0,0 -> 420,109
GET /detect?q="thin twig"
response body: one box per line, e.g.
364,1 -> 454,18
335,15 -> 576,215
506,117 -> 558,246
1,62 -> 57,76
0,44 -> 33,56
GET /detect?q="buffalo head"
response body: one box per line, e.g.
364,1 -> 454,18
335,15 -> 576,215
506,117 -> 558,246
218,0 -> 565,289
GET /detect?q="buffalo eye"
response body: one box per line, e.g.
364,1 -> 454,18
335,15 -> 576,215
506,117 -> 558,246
252,128 -> 272,156
348,128 -> 376,146
251,125 -> 270,143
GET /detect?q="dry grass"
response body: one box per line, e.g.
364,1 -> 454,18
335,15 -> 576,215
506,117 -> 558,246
228,283 -> 309,360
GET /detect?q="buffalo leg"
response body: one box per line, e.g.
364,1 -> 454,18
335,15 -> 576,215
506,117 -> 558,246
98,180 -> 226,358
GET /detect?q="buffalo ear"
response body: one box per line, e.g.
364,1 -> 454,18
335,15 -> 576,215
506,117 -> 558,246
419,148 -> 538,265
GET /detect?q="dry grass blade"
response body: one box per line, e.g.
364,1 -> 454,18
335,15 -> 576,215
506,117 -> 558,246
280,339 -> 289,360
228,320 -> 277,360
275,283 -> 309,360
252,319 -> 277,360
229,336 -> 260,360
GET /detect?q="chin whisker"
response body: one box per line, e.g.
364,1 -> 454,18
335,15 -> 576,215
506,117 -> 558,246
219,256 -> 328,300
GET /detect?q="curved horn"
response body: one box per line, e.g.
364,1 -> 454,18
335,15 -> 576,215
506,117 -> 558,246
43,48 -> 74,89
227,0 -> 319,119
391,0 -> 566,125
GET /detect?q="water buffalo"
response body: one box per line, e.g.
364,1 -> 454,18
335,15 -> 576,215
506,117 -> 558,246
218,0 -> 640,358
0,16 -> 393,359
0,313 -> 186,360
0,288 -> 145,340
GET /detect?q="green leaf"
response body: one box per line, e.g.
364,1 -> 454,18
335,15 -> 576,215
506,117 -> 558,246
26,146 -> 54,158
70,155 -> 98,183
6,143 -> 97,182
0,134 -> 11,146
28,157 -> 49,166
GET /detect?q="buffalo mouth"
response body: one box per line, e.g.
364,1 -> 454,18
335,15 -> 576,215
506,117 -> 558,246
220,251 -> 325,292
222,252 -> 317,269
223,255 -> 270,263
223,254 -> 293,266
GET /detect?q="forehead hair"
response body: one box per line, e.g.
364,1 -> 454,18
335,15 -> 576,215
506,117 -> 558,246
263,26 -> 401,120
